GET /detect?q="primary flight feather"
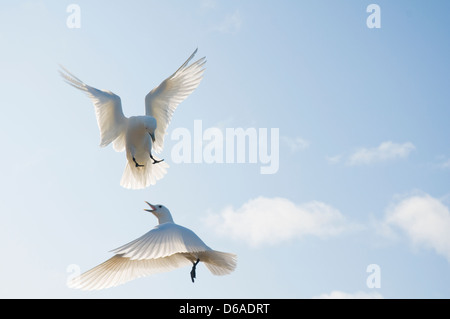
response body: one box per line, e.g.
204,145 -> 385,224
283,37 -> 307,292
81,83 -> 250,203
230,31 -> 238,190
68,202 -> 237,290
59,49 -> 206,189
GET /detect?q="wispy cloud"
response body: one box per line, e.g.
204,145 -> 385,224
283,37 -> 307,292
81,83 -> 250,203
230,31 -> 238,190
440,158 -> 450,169
347,141 -> 415,166
326,154 -> 342,164
282,136 -> 310,152
382,193 -> 450,262
200,0 -> 217,10
427,155 -> 450,170
214,10 -> 242,34
314,290 -> 383,299
204,197 -> 360,247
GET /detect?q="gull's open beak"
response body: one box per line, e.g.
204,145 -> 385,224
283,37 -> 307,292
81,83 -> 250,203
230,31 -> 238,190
144,201 -> 156,213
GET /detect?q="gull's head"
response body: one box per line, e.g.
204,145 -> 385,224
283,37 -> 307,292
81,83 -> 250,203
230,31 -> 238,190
144,202 -> 174,224
142,117 -> 157,142
143,117 -> 157,132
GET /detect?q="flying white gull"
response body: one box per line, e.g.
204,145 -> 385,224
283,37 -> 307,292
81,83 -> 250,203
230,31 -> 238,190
59,49 -> 206,189
68,202 -> 237,290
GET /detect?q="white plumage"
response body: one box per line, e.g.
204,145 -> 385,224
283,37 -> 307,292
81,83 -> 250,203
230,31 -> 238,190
68,203 -> 237,290
59,49 -> 206,189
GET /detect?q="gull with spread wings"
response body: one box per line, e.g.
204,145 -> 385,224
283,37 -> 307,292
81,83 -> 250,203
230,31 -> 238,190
68,202 -> 237,290
60,49 -> 206,189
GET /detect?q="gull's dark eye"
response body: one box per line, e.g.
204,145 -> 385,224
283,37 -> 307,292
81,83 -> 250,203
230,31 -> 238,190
158,205 -> 162,208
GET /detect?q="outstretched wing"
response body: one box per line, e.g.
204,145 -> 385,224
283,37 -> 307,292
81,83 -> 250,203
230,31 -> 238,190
68,254 -> 191,291
111,223 -> 211,260
59,66 -> 128,152
67,250 -> 237,290
145,49 -> 206,153
69,222 -> 237,290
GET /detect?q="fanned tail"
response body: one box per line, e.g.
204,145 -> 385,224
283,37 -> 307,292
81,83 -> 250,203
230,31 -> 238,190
120,158 -> 169,189
200,251 -> 237,276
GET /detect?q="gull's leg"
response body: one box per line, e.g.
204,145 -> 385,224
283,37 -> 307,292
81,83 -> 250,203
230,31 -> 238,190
129,145 -> 144,167
150,153 -> 164,165
148,133 -> 164,164
133,157 -> 144,168
190,258 -> 200,283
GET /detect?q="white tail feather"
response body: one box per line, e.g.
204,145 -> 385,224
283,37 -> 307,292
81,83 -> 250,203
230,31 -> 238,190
120,159 -> 169,190
201,251 -> 238,276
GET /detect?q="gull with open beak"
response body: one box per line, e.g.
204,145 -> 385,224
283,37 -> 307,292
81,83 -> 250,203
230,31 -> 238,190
68,202 -> 237,290
59,49 -> 206,189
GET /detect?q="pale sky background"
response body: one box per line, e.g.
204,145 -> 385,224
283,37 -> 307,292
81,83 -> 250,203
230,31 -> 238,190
0,0 -> 449,298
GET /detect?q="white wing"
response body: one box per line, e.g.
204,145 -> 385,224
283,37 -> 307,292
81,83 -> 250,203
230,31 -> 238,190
68,254 -> 192,291
69,223 -> 237,290
59,66 -> 128,152
111,223 -> 211,260
145,49 -> 206,153
68,251 -> 237,291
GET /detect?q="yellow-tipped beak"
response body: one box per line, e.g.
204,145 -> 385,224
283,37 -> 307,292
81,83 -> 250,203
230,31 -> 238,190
144,201 -> 156,212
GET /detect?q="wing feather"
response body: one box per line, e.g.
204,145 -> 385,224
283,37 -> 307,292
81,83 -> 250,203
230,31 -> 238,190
69,222 -> 237,290
145,49 -> 206,153
68,254 -> 191,291
111,223 -> 211,260
59,66 -> 128,151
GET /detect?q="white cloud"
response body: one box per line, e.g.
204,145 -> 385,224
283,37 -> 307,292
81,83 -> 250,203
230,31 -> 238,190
282,136 -> 310,152
428,155 -> 450,170
205,197 -> 358,247
440,158 -> 450,169
347,141 -> 415,166
314,290 -> 383,299
326,154 -> 342,164
200,0 -> 217,10
215,10 -> 242,34
384,194 -> 450,262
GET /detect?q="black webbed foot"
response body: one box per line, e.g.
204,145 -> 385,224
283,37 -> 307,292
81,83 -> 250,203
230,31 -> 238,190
152,158 -> 164,165
133,157 -> 144,168
150,154 -> 164,165
190,258 -> 200,283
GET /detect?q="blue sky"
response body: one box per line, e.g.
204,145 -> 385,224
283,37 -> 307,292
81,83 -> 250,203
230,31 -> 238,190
0,0 -> 449,298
